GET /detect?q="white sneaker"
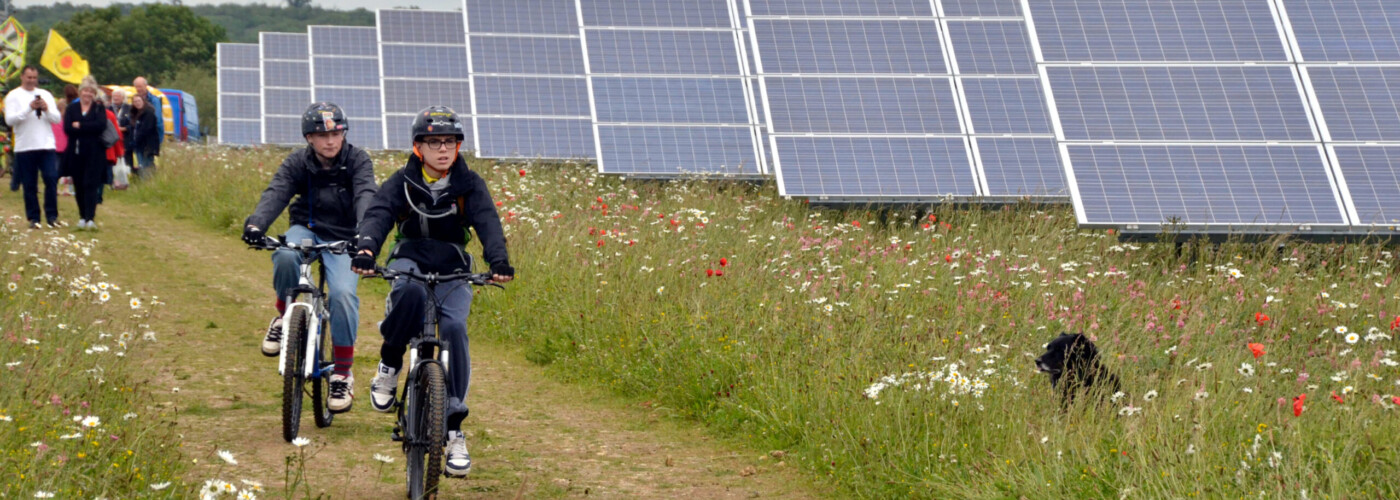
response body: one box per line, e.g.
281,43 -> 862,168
328,373 -> 354,413
369,362 -> 399,412
261,316 -> 283,357
445,430 -> 471,477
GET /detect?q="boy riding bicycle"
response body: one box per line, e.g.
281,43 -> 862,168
243,102 -> 378,413
351,106 -> 514,477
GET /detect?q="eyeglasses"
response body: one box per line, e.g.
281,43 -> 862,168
418,139 -> 459,150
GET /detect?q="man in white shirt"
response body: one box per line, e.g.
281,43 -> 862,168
4,66 -> 62,228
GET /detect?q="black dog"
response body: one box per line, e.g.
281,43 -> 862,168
1035,333 -> 1120,407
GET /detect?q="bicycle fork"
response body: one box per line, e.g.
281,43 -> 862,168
278,262 -> 328,379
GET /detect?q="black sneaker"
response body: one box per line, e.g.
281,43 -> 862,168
261,316 -> 283,357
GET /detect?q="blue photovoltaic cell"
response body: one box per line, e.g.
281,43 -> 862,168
264,116 -> 304,145
753,19 -> 946,74
941,0 -> 1021,17
310,27 -> 377,57
592,77 -> 750,124
775,137 -> 977,197
763,77 -> 962,134
976,138 -> 1066,196
471,37 -> 586,75
467,0 -> 577,35
380,10 -> 467,44
1047,66 -> 1314,142
474,77 -> 590,116
221,94 -> 261,119
598,126 -> 761,175
221,121 -> 262,145
263,61 -> 310,88
221,44 -> 260,69
961,78 -> 1052,134
263,33 -> 308,60
383,80 -> 472,114
384,114 -> 420,150
1332,146 -> 1400,224
1029,0 -> 1289,62
347,119 -> 385,148
1283,0 -> 1400,62
264,89 -> 313,114
312,58 -> 381,87
586,30 -> 741,75
1067,145 -> 1345,225
478,118 -> 596,158
948,21 -> 1035,75
313,88 -> 383,117
580,0 -> 731,29
1307,66 -> 1400,142
220,69 -> 260,94
381,45 -> 470,79
748,0 -> 933,17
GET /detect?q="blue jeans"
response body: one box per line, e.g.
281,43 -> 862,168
380,257 -> 473,430
14,150 -> 59,224
134,152 -> 155,179
272,225 -> 359,350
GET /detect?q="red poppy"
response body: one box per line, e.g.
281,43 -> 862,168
596,196 -> 603,203
719,258 -> 728,267
495,201 -> 504,207
518,169 -> 526,177
1293,394 -> 1306,417
1391,316 -> 1400,330
1248,343 -> 1265,359
1393,396 -> 1400,406
715,269 -> 724,277
944,254 -> 953,263
627,240 -> 635,246
1172,299 -> 1182,310
1331,391 -> 1344,404
852,221 -> 861,228
706,269 -> 715,277
1255,312 -> 1270,326
670,219 -> 679,227
928,214 -> 937,222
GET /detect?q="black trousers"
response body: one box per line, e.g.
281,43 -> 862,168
72,172 -> 103,221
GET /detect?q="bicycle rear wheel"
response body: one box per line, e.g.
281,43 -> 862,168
405,363 -> 447,500
311,316 -> 334,428
281,308 -> 308,442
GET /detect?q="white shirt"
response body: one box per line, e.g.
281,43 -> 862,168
4,86 -> 61,153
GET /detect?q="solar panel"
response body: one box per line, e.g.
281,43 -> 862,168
974,138 -> 1065,196
748,0 -> 933,18
261,33 -> 311,146
751,19 -> 947,75
378,10 -> 472,151
947,21 -> 1035,75
1046,65 -> 1317,142
310,26 -> 384,149
1303,66 -> 1400,142
1280,0 -> 1400,62
218,43 -> 261,145
582,0 -> 764,176
941,0 -> 1021,18
464,1 -> 593,160
1328,145 -> 1400,225
1066,144 -> 1348,228
763,77 -> 962,134
1028,0 -> 1291,62
774,137 -> 977,198
960,78 -> 1053,135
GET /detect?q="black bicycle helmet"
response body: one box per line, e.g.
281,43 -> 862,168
411,106 -> 466,142
302,102 -> 348,136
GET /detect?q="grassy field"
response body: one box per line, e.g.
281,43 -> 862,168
0,218 -> 191,497
127,144 -> 1400,498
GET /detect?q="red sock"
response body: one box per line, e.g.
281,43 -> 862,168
333,346 -> 354,377
275,299 -> 286,314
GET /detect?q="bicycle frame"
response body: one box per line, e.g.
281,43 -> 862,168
273,242 -> 335,380
399,279 -> 450,451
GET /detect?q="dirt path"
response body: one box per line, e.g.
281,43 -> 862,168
0,190 -> 820,498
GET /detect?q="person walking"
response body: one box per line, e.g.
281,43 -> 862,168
129,95 -> 159,178
112,89 -> 135,172
62,81 -> 109,230
132,77 -> 162,165
3,66 -> 62,229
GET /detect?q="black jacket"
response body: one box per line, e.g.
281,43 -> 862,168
61,101 -> 108,180
114,103 -> 132,148
357,156 -> 513,276
130,108 -> 159,156
246,142 -> 378,242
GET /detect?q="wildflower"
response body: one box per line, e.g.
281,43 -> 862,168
1254,312 -> 1269,326
34,492 -> 54,499
518,169 -> 526,176
1238,363 -> 1255,377
238,490 -> 258,500
1194,390 -> 1209,400
1185,444 -> 1196,455
1335,325 -> 1349,335
1110,391 -> 1125,403
130,298 -> 142,309
706,269 -> 714,277
1118,405 -> 1142,416
1293,394 -> 1307,417
1195,362 -> 1213,371
1331,391 -> 1345,404
0,415 -> 10,422
719,257 -> 728,267
217,449 -> 238,465
374,453 -> 395,463
656,287 -> 664,295
150,482 -> 171,490
1143,390 -> 1158,401
1228,268 -> 1243,279
1391,316 -> 1400,330
240,479 -> 264,490
123,413 -> 138,420
1248,343 -> 1265,358
7,282 -> 17,292
1393,396 -> 1400,406
80,415 -> 100,428
1345,333 -> 1359,344
292,437 -> 311,447
99,291 -> 111,302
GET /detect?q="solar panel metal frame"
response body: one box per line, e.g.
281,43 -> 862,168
465,0 -> 594,160
260,32 -> 312,146
1323,144 -> 1400,228
308,25 -> 385,150
377,9 -> 472,152
581,0 -> 768,178
218,43 -> 262,146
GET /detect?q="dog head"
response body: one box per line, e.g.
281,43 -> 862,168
1035,332 -> 1098,377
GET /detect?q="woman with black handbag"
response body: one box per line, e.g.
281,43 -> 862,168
62,80 -> 109,230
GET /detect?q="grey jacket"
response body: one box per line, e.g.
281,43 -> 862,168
246,142 -> 377,242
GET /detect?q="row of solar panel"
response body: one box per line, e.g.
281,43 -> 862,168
215,0 -> 1400,233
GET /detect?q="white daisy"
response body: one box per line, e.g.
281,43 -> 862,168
1335,325 -> 1350,335
150,482 -> 171,490
1346,333 -> 1360,344
217,449 -> 238,465
292,437 -> 311,447
80,415 -> 100,428
373,453 -> 395,463
1118,405 -> 1142,416
1237,363 -> 1255,377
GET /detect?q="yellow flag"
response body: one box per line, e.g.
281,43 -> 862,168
40,29 -> 89,84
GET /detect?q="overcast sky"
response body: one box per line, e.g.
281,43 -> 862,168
14,0 -> 463,10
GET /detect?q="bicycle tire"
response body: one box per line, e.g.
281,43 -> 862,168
405,364 -> 448,500
311,317 -> 334,428
281,307 -> 308,442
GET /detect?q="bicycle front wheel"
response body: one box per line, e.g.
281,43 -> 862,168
281,307 -> 308,442
311,316 -> 334,428
405,363 -> 447,500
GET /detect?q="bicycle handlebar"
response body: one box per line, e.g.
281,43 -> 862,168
366,266 -> 504,289
247,235 -> 353,255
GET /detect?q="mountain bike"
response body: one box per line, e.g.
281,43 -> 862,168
251,236 -> 352,441
366,265 -> 501,500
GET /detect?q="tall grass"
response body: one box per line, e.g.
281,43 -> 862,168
136,144 -> 1400,498
0,218 -> 188,497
